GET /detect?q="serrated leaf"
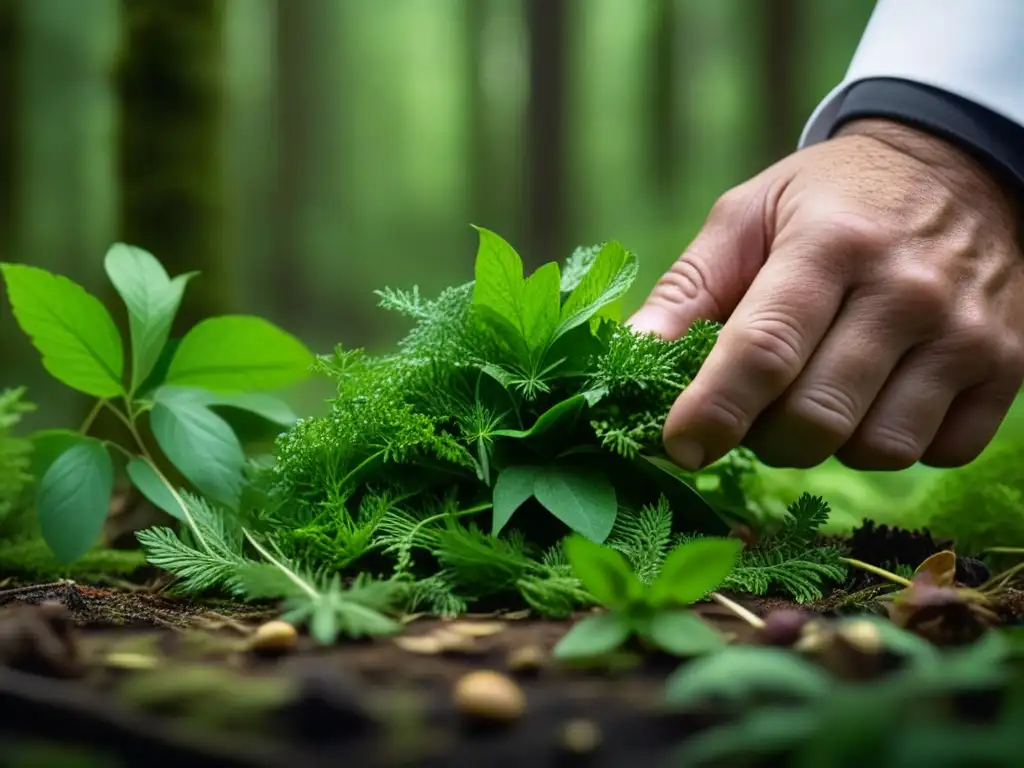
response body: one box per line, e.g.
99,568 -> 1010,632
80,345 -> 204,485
492,394 -> 585,440
150,393 -> 245,508
35,440 -> 113,563
638,610 -> 726,656
534,462 -> 617,543
164,315 -> 315,392
555,242 -> 638,339
664,645 -> 831,708
103,243 -> 196,393
28,429 -> 88,479
552,611 -> 633,659
492,465 -> 539,535
1,263 -> 124,397
563,535 -> 640,610
126,456 -> 185,522
649,537 -> 742,607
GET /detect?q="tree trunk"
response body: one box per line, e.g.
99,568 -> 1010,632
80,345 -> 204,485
761,0 -> 802,165
115,0 -> 229,332
648,0 -> 677,197
0,0 -> 22,259
269,0 -> 316,322
523,0 -> 566,269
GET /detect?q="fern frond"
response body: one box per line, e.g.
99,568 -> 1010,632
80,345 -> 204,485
606,497 -> 673,584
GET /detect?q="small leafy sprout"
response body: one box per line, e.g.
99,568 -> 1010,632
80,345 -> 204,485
552,534 -> 743,659
1,244 -> 314,562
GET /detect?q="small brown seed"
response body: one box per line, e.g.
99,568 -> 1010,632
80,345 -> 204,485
250,620 -> 298,653
561,718 -> 601,754
507,644 -> 546,673
453,670 -> 525,723
837,619 -> 883,654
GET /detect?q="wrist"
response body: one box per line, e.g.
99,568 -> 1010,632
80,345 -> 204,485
836,117 -> 1021,224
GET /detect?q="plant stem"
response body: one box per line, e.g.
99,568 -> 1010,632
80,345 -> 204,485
840,557 -> 913,588
79,399 -> 105,434
980,559 -> 1024,594
243,529 -> 318,600
708,591 -> 765,630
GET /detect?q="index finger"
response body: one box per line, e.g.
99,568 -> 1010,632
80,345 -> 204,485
662,242 -> 847,470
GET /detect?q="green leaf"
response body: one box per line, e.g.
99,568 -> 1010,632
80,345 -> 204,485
103,243 -> 196,393
552,612 -> 633,659
471,226 -> 561,360
154,386 -> 299,426
630,454 -> 732,534
492,394 -> 586,440
164,315 -> 315,392
126,456 -> 185,522
1,263 -> 125,397
563,534 -> 641,610
35,440 -> 113,563
28,429 -> 88,479
664,645 -> 831,707
638,610 -> 726,656
555,242 -> 638,339
534,462 -> 618,543
649,537 -> 742,607
149,392 -> 245,508
491,465 -> 539,535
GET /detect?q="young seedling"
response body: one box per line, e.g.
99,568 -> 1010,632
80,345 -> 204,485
1,244 -> 315,562
552,534 -> 743,659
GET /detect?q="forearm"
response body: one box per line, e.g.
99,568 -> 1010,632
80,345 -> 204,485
800,0 -> 1024,194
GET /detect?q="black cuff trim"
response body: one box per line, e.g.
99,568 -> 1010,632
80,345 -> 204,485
830,77 -> 1024,198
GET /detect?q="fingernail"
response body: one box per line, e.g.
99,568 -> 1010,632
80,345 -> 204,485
666,437 -> 705,471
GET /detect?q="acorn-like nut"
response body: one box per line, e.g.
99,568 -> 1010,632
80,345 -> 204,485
453,670 -> 525,723
507,644 -> 546,673
759,609 -> 813,646
836,619 -> 883,655
250,620 -> 299,654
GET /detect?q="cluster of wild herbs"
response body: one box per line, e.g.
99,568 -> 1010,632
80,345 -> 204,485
1,230 -> 851,643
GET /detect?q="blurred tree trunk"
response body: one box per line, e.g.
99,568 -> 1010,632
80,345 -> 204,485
761,0 -> 802,165
465,0 -> 496,234
270,0 -> 315,321
0,0 -> 22,259
648,0 -> 678,197
115,0 -> 230,331
523,0 -> 566,269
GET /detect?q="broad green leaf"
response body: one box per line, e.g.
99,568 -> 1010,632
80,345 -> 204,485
154,386 -> 299,426
29,429 -> 88,479
36,440 -> 113,563
631,454 -> 732,534
126,456 -> 185,522
471,227 -> 560,359
492,465 -> 539,535
164,315 -> 315,392
664,645 -> 831,707
534,462 -> 618,543
520,261 -> 561,356
1,263 -> 125,397
639,610 -> 726,656
492,394 -> 586,440
150,393 -> 245,508
136,337 -> 181,396
552,612 -> 633,659
555,242 -> 638,339
563,535 -> 640,610
103,243 -> 196,393
649,537 -> 742,607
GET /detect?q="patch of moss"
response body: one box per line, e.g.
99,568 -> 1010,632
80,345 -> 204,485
0,536 -> 148,582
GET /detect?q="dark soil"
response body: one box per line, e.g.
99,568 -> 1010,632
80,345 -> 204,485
0,579 -> 1021,768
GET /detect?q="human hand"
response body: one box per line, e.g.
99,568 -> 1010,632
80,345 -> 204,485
630,118 -> 1024,472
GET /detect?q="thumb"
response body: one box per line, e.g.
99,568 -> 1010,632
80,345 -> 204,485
627,189 -> 769,340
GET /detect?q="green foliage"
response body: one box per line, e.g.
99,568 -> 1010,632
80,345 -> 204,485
0,387 -> 34,523
552,533 -> 741,659
719,493 -> 847,604
0,537 -> 148,581
1,244 -> 313,562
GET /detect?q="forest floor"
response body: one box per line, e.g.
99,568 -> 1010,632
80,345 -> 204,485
0,578 -> 1021,768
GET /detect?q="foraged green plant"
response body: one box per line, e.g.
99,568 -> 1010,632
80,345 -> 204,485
1,244 -> 314,563
0,387 -> 35,523
552,534 -> 743,659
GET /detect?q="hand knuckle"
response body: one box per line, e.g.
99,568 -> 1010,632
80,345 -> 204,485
786,380 -> 859,443
737,311 -> 805,384
655,255 -> 713,307
701,394 -> 752,441
855,424 -> 923,469
891,266 -> 951,315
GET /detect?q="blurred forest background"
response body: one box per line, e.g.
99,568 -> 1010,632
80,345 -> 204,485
0,0 -> 880,428
15,0 -> 1012,531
